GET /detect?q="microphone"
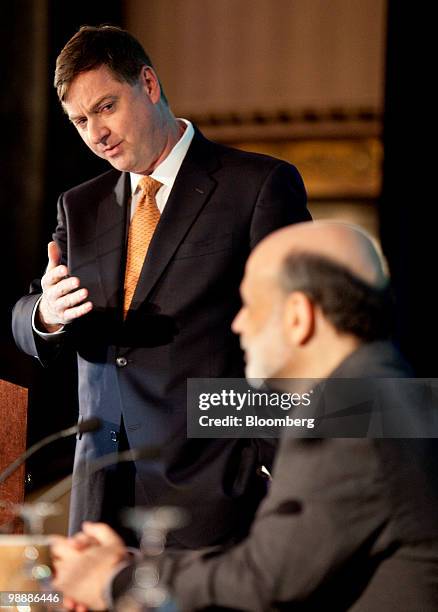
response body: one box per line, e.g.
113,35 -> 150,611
0,417 -> 102,485
76,417 -> 101,435
37,444 -> 161,504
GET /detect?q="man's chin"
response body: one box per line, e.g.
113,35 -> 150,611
244,365 -> 266,389
103,153 -> 134,173
107,159 -> 129,172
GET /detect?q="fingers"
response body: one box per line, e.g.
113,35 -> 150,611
47,241 -> 62,271
82,521 -> 126,546
49,534 -> 67,556
71,531 -> 99,550
42,273 -> 78,298
38,286 -> 93,328
72,605 -> 88,612
61,597 -> 77,611
48,281 -> 89,313
51,524 -> 120,558
59,299 -> 92,323
63,597 -> 87,612
41,264 -> 70,291
51,536 -> 78,560
50,533 -> 92,557
38,242 -> 93,328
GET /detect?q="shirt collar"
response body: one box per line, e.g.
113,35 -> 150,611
130,119 -> 194,195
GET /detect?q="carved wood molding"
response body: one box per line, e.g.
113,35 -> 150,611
193,108 -> 382,143
229,136 -> 382,200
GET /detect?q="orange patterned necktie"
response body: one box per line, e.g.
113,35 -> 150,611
123,176 -> 162,316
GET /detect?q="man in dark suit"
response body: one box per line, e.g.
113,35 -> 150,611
12,25 -> 309,546
52,221 -> 438,611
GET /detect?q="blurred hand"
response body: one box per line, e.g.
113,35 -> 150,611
51,522 -> 128,610
37,241 -> 93,332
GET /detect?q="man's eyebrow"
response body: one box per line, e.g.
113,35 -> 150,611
90,94 -> 117,112
68,95 -> 117,122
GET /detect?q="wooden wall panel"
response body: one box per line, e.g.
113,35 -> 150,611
125,0 -> 386,119
0,381 -> 28,531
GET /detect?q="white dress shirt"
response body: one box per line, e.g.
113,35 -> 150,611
129,118 -> 194,218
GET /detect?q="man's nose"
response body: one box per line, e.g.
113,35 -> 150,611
231,308 -> 243,334
88,117 -> 110,146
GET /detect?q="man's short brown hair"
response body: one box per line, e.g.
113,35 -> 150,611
54,24 -> 167,103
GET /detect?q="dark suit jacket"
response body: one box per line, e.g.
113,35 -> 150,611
12,129 -> 310,547
139,341 -> 438,610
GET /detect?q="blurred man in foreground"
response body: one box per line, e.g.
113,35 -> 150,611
52,221 -> 438,611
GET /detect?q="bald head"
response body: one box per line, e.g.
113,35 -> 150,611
238,221 -> 392,347
233,222 -> 392,380
249,221 -> 387,289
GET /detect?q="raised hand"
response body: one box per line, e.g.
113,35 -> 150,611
37,241 -> 93,332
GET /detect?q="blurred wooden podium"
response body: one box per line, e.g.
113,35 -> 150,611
0,380 -> 27,530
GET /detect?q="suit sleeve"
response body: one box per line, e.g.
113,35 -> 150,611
157,438 -> 390,611
249,161 -> 311,250
11,194 -> 68,365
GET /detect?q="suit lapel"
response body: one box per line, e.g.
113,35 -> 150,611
96,172 -> 130,309
130,133 -> 219,308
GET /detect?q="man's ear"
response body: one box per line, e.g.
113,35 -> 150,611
139,65 -> 161,103
283,291 -> 315,346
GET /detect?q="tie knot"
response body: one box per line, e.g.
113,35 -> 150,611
138,176 -> 162,199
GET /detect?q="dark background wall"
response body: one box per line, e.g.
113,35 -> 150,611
380,1 -> 435,377
0,0 -> 434,492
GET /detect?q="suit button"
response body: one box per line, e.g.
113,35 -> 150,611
110,430 -> 119,442
116,356 -> 128,368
